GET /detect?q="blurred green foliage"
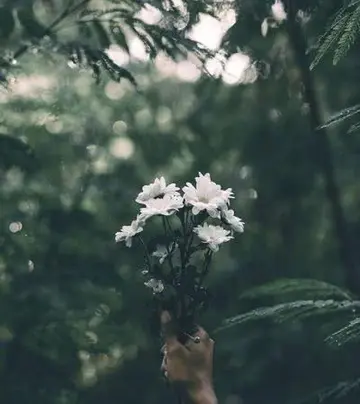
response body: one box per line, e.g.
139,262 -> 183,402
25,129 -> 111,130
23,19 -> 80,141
2,0 -> 360,403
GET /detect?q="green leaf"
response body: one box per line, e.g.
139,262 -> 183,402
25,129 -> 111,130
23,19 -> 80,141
216,300 -> 360,333
318,104 -> 360,129
295,378 -> 360,404
310,13 -> 350,70
326,317 -> 360,346
333,5 -> 360,65
92,20 -> 111,49
240,278 -> 353,302
110,23 -> 130,54
100,52 -> 137,87
347,121 -> 360,133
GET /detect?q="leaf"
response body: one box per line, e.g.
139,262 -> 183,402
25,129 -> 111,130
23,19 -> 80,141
129,24 -> 157,59
311,0 -> 360,69
318,104 -> 360,129
310,13 -> 350,70
100,52 -> 137,87
326,317 -> 360,346
347,121 -> 360,133
92,20 -> 111,49
333,5 -> 360,65
110,22 -> 130,54
348,0 -> 360,10
240,278 -> 353,302
216,300 -> 360,333
295,378 -> 360,404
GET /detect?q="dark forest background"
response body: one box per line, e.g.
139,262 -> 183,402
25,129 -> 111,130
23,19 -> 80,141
2,1 -> 360,403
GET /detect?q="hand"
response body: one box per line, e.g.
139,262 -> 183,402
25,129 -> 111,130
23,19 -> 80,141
160,311 -> 217,404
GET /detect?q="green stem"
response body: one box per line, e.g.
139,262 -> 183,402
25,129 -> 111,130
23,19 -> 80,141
162,217 -> 176,276
138,236 -> 152,272
184,207 -> 190,234
198,250 -> 213,291
181,209 -> 196,271
175,213 -> 189,325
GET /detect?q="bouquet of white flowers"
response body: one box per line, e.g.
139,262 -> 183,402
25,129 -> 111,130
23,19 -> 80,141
115,172 -> 244,341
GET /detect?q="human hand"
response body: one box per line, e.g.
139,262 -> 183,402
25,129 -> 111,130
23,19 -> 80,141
160,311 -> 217,404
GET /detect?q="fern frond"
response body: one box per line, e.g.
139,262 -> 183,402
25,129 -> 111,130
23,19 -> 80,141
217,300 -> 360,332
310,13 -> 351,70
0,0 -> 214,83
319,104 -> 360,129
312,1 -> 360,68
347,120 -> 360,133
240,279 -> 352,302
313,5 -> 348,50
326,317 -> 360,346
61,43 -> 137,85
334,5 -> 360,64
295,378 -> 360,403
348,0 -> 360,9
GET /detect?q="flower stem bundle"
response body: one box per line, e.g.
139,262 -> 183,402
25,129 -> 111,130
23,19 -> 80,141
115,173 -> 244,338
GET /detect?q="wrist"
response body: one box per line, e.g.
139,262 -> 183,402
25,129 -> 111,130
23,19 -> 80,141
188,382 -> 217,404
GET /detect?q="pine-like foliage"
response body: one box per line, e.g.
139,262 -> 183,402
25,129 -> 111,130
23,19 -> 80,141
219,278 -> 360,344
240,278 -> 353,301
218,299 -> 360,331
318,104 -> 360,129
0,0 -> 215,85
312,2 -> 360,131
311,0 -> 360,69
296,378 -> 360,403
218,279 -> 360,402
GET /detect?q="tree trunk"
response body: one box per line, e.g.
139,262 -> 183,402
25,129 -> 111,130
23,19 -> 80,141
285,5 -> 360,294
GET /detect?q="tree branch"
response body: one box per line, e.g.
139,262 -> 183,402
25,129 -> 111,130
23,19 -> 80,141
13,0 -> 91,60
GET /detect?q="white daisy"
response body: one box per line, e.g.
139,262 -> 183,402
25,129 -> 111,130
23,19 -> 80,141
223,209 -> 245,233
144,278 -> 164,293
182,172 -> 233,218
115,217 -> 144,247
136,176 -> 179,205
140,194 -> 183,220
193,223 -> 233,252
271,0 -> 287,23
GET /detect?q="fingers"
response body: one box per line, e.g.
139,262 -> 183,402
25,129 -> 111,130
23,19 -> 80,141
196,327 -> 210,341
160,354 -> 167,372
160,358 -> 169,380
160,311 -> 213,353
160,345 -> 169,380
184,327 -> 213,350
